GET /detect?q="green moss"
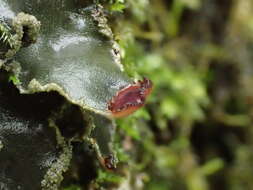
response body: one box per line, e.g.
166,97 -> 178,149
8,74 -> 20,85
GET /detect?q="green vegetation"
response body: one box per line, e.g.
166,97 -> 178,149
94,0 -> 253,189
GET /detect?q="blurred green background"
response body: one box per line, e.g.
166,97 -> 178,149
69,0 -> 253,189
99,0 -> 253,189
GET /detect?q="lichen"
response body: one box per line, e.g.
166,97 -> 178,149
12,12 -> 40,43
10,5 -> 131,115
41,122 -> 72,190
3,12 -> 40,58
0,79 -> 67,190
24,79 -> 112,117
90,4 -> 123,70
90,4 -> 113,39
0,1 -> 132,189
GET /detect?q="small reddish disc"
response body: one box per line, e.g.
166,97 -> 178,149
108,78 -> 152,118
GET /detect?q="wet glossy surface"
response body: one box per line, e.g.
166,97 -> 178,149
0,81 -> 62,190
0,0 -> 131,112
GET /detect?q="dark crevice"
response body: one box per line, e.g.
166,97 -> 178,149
54,104 -> 89,139
61,142 -> 98,189
0,71 -> 65,121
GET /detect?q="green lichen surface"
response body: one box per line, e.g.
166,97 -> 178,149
0,0 -> 131,115
90,113 -> 116,157
0,1 -> 131,189
0,79 -> 71,190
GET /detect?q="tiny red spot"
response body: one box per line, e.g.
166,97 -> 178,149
108,77 -> 153,118
103,154 -> 117,170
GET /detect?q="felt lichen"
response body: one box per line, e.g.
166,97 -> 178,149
0,11 -> 40,58
0,0 -> 138,189
41,124 -> 72,190
12,12 -> 41,43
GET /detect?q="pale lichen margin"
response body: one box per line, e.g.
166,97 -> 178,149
5,12 -> 40,58
91,4 -> 123,71
1,5 -> 125,119
41,120 -> 72,190
12,12 -> 40,42
21,79 -> 113,118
